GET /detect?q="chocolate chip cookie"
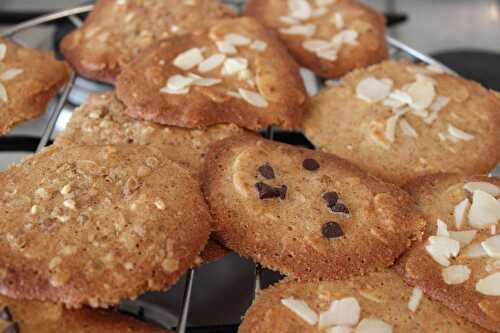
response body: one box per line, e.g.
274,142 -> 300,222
244,0 -> 388,78
0,37 -> 70,135
303,60 -> 500,186
397,173 -> 500,332
0,294 -> 169,332
61,0 -> 234,83
239,270 -> 487,333
116,17 -> 307,130
202,135 -> 425,280
0,144 -> 210,308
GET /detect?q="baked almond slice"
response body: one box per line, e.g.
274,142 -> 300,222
239,270 -> 487,333
202,135 -> 425,280
244,0 -> 388,78
0,37 -> 70,135
0,145 -> 210,308
116,17 -> 307,130
397,173 -> 500,332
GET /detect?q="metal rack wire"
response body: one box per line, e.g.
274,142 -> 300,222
0,3 -> 455,333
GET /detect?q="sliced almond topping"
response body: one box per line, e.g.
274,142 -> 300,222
167,74 -> 194,90
280,24 -> 317,37
173,48 -> 204,70
481,235 -> 500,258
238,88 -> 269,108
216,40 -> 237,54
303,39 -> 333,53
333,30 -> 359,46
449,230 -> 477,247
326,326 -> 353,333
0,82 -> 7,103
279,16 -> 300,25
454,198 -> 470,229
312,7 -> 328,18
0,68 -> 23,81
384,113 -> 402,143
160,86 -> 189,95
399,119 -> 418,138
447,124 -> 474,141
442,265 -> 471,285
436,219 -> 450,237
288,0 -> 312,20
423,95 -> 450,124
407,287 -> 423,313
222,57 -> 248,75
476,272 -> 500,296
250,40 -> 268,52
333,12 -> 344,29
462,242 -> 488,258
198,54 -> 226,73
190,76 -> 222,87
464,182 -> 500,197
356,77 -> 393,103
425,236 -> 460,267
224,33 -> 251,46
355,319 -> 393,333
492,225 -> 497,235
318,49 -> 338,61
468,190 -> 500,229
406,75 -> 435,110
319,297 -> 360,328
0,43 -> 6,61
280,297 -> 318,325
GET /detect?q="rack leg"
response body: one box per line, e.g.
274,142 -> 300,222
176,269 -> 195,333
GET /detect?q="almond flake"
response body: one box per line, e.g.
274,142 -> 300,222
288,0 -> 312,20
279,16 -> 300,25
356,77 -> 393,103
447,124 -> 474,141
160,86 -> 189,95
198,54 -> 226,73
449,230 -> 477,247
190,76 -> 222,87
312,7 -> 328,18
319,49 -> 338,61
492,224 -> 497,235
333,30 -> 358,46
399,119 -> 418,138
442,265 -> 471,285
468,190 -> 500,229
238,88 -> 269,108
406,75 -> 435,110
355,319 -> 393,333
407,287 -> 423,312
462,242 -> 488,258
388,90 -> 412,105
326,327 -> 353,333
319,297 -> 360,328
0,44 -> 6,61
384,113 -> 402,143
0,68 -> 23,81
224,33 -> 251,46
280,24 -> 317,37
173,48 -> 204,70
281,297 -> 318,325
167,75 -> 194,90
226,91 -> 242,99
423,95 -> 450,124
222,58 -> 248,75
464,182 -> 500,197
216,40 -> 237,54
481,235 -> 500,258
154,198 -> 166,210
303,39 -> 333,53
425,236 -> 460,267
436,219 -> 450,237
0,82 -> 7,103
250,40 -> 267,52
454,198 -> 470,229
333,13 -> 344,29
476,272 -> 500,296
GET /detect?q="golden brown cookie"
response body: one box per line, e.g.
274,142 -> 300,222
60,0 -> 235,83
116,17 -> 307,130
0,37 -> 70,135
303,60 -> 500,186
244,0 -> 388,78
397,173 -> 500,332
0,294 -> 169,333
0,144 -> 210,308
239,270 -> 486,333
202,135 -> 425,280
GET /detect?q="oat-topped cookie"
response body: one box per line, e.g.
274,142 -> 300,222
0,37 -> 70,135
202,135 -> 424,280
397,174 -> 500,332
0,294 -> 169,333
239,270 -> 487,333
116,17 -> 307,130
244,0 -> 388,78
303,60 -> 500,186
60,0 -> 235,83
0,145 -> 210,308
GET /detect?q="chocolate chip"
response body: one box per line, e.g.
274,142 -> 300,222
322,191 -> 339,207
321,222 -> 344,239
3,322 -> 19,333
331,202 -> 350,215
257,163 -> 275,179
302,158 -> 320,171
0,307 -> 12,322
255,182 -> 287,200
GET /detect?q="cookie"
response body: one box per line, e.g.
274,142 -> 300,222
202,135 -> 425,280
397,173 -> 500,332
116,17 -> 307,130
0,294 -> 169,333
0,144 -> 210,308
239,270 -> 486,332
244,0 -> 388,78
0,37 -> 70,135
303,60 -> 500,186
60,0 -> 235,83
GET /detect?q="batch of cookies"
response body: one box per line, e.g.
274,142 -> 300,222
0,0 -> 499,332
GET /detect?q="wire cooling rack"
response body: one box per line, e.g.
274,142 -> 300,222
0,2 -> 455,332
